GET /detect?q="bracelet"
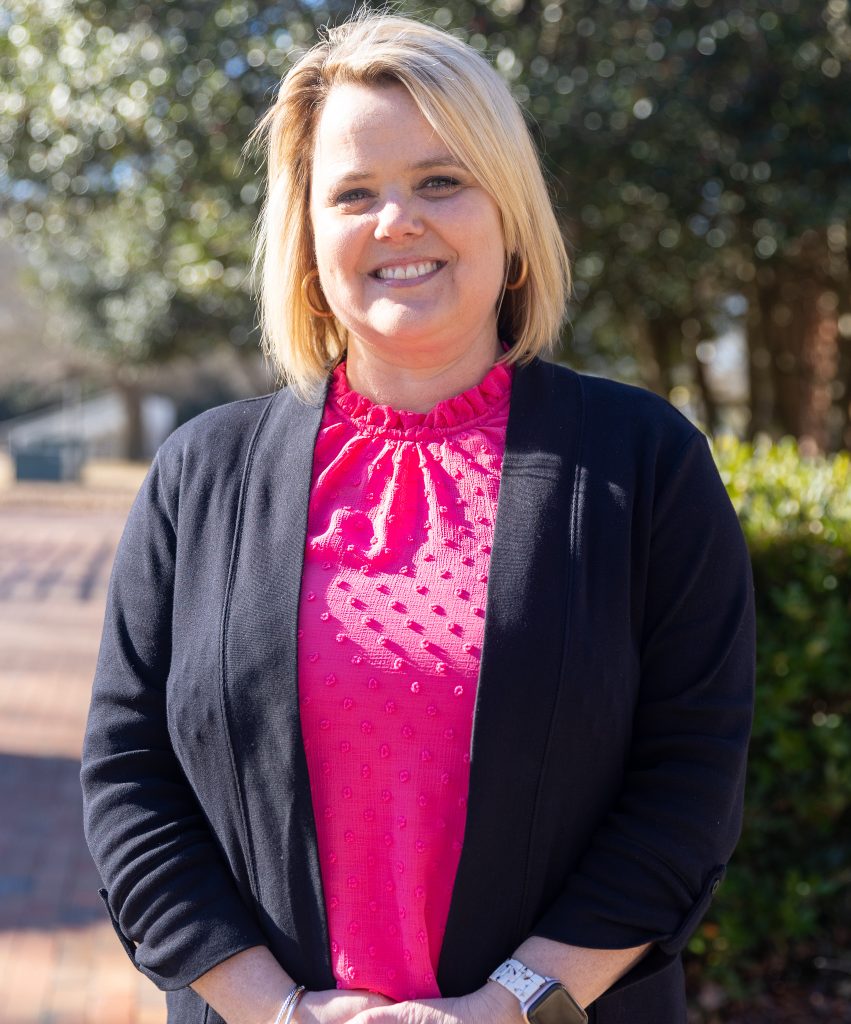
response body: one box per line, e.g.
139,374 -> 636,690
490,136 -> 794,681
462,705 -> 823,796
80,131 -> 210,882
273,984 -> 306,1024
283,986 -> 307,1024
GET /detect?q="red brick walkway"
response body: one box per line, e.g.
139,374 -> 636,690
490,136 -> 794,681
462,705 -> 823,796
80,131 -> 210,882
0,491 -> 166,1024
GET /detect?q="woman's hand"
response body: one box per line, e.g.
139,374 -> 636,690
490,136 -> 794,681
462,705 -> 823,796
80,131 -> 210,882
190,947 -> 396,1024
346,983 -> 521,1024
297,988 -> 396,1024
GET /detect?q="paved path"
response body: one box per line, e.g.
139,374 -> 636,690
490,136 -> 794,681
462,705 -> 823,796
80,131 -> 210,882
0,493 -> 167,1024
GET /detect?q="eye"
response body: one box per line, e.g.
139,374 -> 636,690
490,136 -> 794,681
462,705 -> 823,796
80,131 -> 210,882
335,188 -> 373,206
420,176 -> 461,194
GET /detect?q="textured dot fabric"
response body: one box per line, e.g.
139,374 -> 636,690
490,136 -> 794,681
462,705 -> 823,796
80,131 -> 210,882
297,359 -> 512,1000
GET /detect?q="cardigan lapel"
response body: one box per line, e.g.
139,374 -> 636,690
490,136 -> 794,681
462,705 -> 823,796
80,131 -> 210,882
221,383 -> 337,990
436,358 -> 585,995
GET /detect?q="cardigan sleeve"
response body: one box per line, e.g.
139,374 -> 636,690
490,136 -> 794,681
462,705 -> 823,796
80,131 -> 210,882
80,449 -> 268,990
529,430 -> 755,970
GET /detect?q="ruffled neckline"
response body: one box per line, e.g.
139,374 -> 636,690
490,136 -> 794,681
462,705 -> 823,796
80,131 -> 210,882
329,360 -> 512,438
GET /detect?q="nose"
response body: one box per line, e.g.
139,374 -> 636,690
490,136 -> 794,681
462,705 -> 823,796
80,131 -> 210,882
373,192 -> 424,241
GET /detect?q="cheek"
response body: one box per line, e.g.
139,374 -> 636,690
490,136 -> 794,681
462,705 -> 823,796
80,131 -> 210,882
314,217 -> 363,285
466,224 -> 506,295
452,201 -> 505,280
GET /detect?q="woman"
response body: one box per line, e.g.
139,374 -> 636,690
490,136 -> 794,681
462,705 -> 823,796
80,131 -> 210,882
81,14 -> 755,1024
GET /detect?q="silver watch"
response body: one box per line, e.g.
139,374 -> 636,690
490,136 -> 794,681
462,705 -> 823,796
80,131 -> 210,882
488,958 -> 587,1024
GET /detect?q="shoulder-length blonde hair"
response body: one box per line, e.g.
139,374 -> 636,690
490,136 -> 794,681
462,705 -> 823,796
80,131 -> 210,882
246,12 -> 571,400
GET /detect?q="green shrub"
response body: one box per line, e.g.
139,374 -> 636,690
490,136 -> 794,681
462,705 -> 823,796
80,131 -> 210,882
684,436 -> 851,1003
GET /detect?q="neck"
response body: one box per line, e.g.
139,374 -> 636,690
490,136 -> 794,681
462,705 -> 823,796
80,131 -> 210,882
344,335 -> 503,413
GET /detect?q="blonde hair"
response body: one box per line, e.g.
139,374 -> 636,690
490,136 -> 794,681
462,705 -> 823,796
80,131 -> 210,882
246,12 -> 571,399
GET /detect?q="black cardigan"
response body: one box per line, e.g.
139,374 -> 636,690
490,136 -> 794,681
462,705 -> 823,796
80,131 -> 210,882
81,357 -> 755,1024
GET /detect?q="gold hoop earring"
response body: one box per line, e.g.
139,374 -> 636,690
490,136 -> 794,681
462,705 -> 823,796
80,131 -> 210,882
301,269 -> 335,319
504,255 -> 529,291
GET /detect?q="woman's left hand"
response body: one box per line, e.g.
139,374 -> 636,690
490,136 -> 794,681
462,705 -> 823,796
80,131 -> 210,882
349,983 -> 521,1024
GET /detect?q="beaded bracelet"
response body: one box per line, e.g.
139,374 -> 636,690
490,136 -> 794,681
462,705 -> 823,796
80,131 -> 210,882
273,984 -> 306,1024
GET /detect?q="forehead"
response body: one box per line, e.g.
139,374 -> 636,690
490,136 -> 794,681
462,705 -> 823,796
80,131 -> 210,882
311,81 -> 453,178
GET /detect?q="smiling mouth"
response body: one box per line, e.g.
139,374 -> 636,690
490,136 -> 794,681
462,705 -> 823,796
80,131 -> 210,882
372,260 -> 444,281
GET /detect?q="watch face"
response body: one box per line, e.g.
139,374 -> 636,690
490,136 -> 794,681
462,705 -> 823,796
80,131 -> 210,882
527,985 -> 587,1024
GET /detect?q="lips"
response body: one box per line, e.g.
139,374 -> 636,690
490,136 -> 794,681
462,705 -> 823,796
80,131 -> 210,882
372,260 -> 444,281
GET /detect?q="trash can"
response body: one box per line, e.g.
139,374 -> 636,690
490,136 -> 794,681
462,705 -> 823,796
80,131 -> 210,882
13,437 -> 86,482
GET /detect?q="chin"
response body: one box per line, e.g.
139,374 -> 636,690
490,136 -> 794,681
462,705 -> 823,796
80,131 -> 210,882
360,314 -> 449,346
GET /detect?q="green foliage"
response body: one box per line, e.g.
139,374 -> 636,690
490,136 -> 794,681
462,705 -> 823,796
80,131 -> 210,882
0,0 -> 329,369
404,2 -> 851,401
3,0 -> 849,408
687,436 -> 851,999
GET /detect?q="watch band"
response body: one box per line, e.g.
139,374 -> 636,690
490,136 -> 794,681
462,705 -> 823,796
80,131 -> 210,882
488,957 -> 557,1003
488,958 -> 587,1024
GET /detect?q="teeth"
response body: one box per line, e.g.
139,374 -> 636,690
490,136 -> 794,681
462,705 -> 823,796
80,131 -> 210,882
376,261 -> 440,281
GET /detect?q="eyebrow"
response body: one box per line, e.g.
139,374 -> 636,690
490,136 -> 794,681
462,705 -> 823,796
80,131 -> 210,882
327,155 -> 469,191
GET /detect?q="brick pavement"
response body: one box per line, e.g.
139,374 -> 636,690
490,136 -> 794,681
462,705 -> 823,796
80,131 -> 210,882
0,487 -> 167,1024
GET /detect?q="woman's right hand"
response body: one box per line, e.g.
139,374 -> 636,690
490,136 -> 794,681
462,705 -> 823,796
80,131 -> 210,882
190,946 -> 395,1024
297,989 -> 396,1024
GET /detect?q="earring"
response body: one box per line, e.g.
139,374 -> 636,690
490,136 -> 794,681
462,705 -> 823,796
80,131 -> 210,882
301,269 -> 335,318
504,255 -> 529,291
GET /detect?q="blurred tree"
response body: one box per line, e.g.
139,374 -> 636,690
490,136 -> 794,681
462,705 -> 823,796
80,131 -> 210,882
671,0 -> 851,449
429,0 -> 851,447
1,0 -> 849,450
0,0 -> 325,454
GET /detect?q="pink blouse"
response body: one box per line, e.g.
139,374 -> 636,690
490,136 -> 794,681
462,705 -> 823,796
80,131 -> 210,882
297,359 -> 512,1000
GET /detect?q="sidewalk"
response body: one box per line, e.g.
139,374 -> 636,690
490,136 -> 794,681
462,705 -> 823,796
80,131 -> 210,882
0,481 -> 166,1024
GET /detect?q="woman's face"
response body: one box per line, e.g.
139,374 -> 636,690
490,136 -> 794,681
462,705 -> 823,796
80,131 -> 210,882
309,82 -> 506,370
